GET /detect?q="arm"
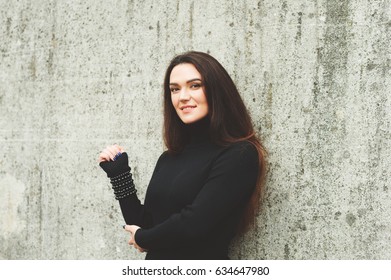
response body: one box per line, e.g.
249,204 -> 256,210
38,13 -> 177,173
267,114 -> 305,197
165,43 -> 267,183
118,192 -> 145,226
99,151 -> 145,226
134,142 -> 259,250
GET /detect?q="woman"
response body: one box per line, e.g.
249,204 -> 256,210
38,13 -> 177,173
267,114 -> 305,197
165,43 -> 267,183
99,51 -> 266,259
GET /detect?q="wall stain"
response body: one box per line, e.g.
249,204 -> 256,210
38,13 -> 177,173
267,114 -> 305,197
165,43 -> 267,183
322,0 -> 350,84
18,9 -> 28,34
126,0 -> 135,26
6,17 -> 12,35
279,0 -> 288,23
157,20 -> 160,39
295,12 -> 303,43
284,243 -> 290,259
346,213 -> 356,226
189,1 -> 194,39
264,70 -> 273,130
306,0 -> 351,189
47,49 -> 54,75
48,1 -> 57,76
29,54 -> 37,80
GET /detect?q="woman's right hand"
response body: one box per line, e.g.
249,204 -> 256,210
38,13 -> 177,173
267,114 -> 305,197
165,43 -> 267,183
99,145 -> 130,178
98,144 -> 125,163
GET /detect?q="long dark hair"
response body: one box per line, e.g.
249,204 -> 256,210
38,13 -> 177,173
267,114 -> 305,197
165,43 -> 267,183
163,51 -> 267,232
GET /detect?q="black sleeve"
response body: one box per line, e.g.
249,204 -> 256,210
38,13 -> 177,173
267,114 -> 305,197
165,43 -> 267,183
100,152 -> 166,228
118,195 -> 145,226
99,153 -> 145,226
134,142 -> 259,250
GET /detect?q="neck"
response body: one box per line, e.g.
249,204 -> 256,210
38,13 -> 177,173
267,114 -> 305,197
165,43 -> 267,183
185,117 -> 211,144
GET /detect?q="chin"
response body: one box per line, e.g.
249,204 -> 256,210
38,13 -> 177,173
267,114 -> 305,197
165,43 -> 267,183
181,118 -> 199,124
177,110 -> 208,124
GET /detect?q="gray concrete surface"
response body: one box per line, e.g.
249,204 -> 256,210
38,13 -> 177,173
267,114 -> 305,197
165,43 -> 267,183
0,0 -> 390,259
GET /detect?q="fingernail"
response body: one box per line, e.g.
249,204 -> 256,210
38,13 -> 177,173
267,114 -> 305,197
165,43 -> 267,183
114,152 -> 122,161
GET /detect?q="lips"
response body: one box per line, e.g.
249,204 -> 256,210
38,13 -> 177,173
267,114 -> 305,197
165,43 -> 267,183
180,105 -> 197,110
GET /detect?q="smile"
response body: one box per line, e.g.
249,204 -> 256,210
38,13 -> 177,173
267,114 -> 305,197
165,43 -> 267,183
180,105 -> 197,110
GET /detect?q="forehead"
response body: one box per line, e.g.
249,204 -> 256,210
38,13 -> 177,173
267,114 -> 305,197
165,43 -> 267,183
170,63 -> 201,82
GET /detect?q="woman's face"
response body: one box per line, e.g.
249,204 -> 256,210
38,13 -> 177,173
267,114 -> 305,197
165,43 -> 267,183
169,63 -> 209,124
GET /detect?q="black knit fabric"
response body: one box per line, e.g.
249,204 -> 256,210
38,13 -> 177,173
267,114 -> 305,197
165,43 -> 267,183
100,153 -> 131,178
101,121 -> 259,259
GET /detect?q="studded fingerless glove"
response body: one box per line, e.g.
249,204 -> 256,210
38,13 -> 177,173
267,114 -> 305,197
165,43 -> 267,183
99,153 -> 137,200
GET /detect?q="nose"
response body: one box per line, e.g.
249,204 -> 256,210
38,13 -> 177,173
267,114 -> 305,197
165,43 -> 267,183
179,88 -> 191,101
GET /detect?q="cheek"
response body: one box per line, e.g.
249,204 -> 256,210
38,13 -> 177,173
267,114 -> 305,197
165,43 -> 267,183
171,94 -> 177,108
203,104 -> 209,115
200,94 -> 208,112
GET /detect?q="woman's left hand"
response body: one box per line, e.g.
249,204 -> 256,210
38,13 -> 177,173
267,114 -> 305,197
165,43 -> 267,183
124,225 -> 146,253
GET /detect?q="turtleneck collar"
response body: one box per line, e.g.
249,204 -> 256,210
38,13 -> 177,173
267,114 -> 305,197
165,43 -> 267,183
184,117 -> 211,145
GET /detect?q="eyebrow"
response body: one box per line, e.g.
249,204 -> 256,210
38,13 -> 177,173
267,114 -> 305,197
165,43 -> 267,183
169,78 -> 202,86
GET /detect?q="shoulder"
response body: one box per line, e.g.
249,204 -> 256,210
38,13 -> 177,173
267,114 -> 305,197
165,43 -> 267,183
214,141 -> 259,168
223,141 -> 258,159
156,150 -> 170,163
207,141 -> 259,184
151,151 -> 170,172
227,140 -> 257,153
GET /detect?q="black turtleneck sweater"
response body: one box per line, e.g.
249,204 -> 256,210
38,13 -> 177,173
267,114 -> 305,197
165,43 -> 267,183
118,119 -> 259,259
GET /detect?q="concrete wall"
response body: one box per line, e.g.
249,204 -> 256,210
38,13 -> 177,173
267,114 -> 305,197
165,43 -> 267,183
0,0 -> 390,259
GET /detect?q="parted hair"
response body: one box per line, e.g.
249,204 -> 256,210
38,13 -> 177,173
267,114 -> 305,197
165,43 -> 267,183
163,51 -> 267,232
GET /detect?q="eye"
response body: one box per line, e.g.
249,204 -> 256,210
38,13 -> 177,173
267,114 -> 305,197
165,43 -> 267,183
190,83 -> 202,89
170,87 -> 179,93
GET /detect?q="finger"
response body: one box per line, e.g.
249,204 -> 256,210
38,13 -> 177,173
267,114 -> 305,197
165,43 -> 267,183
137,246 -> 145,253
113,144 -> 125,154
128,237 -> 134,245
107,145 -> 121,160
100,148 -> 113,160
124,225 -> 132,232
135,244 -> 145,253
105,146 -> 119,161
98,151 -> 110,162
102,150 -> 114,161
133,244 -> 140,251
105,147 -> 116,161
110,145 -> 119,153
